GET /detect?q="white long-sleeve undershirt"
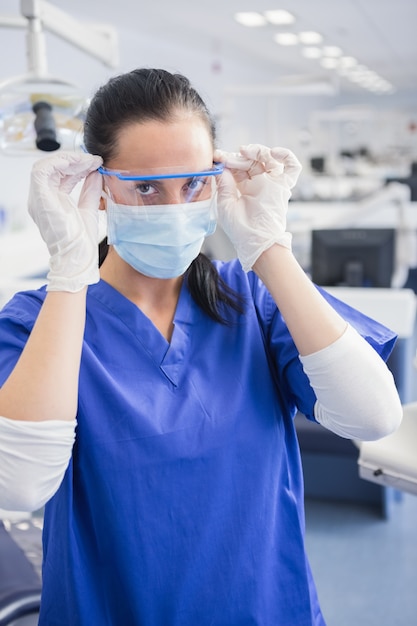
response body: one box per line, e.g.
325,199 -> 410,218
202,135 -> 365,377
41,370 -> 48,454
0,324 -> 402,512
0,417 -> 76,512
300,324 -> 402,440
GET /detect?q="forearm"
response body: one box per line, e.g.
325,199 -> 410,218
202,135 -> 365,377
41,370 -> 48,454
253,244 -> 347,356
0,289 -> 87,422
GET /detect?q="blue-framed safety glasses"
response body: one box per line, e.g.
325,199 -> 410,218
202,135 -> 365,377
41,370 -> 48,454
99,162 -> 224,206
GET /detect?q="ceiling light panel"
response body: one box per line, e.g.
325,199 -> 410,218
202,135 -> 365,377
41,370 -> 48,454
231,8 -> 394,95
320,57 -> 339,69
339,56 -> 358,68
274,32 -> 299,46
264,10 -> 295,25
322,46 -> 343,57
302,47 -> 322,59
298,31 -> 323,45
234,12 -> 267,27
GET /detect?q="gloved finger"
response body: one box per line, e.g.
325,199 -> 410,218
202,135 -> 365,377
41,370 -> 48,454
59,154 -> 103,194
270,147 -> 302,188
216,145 -> 287,181
214,149 -> 254,171
214,149 -> 265,183
78,170 -> 103,212
216,168 -> 239,203
239,144 -> 284,175
32,152 -> 102,195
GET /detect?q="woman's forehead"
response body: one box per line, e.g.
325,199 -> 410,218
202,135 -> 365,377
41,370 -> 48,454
109,117 -> 214,171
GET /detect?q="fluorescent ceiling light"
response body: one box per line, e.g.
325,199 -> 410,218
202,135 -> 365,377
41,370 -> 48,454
274,32 -> 299,46
322,46 -> 342,57
320,57 -> 339,69
350,64 -> 369,75
358,71 -> 379,84
234,12 -> 267,27
339,56 -> 357,68
348,73 -> 363,84
264,10 -> 295,25
301,47 -> 322,59
298,31 -> 322,45
377,79 -> 392,90
233,11 -> 388,95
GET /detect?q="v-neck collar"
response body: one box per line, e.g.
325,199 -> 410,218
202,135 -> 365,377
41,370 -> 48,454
88,279 -> 194,386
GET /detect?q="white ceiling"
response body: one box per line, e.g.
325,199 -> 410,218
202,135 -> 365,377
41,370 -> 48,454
1,0 -> 417,96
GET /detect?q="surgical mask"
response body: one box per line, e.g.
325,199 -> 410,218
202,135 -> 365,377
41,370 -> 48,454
105,194 -> 217,278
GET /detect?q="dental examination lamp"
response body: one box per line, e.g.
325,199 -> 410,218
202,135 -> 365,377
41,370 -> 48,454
0,0 -> 119,155
32,101 -> 59,151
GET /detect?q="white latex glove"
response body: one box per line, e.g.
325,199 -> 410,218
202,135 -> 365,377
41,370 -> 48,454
28,151 -> 103,292
214,144 -> 302,272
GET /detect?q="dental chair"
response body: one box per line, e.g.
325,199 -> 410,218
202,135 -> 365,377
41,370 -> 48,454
358,402 -> 417,496
0,521 -> 41,626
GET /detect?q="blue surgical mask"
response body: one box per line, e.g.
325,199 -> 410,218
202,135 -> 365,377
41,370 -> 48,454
105,195 -> 217,278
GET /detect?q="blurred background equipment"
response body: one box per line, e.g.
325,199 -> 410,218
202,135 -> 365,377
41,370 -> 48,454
0,0 -> 118,155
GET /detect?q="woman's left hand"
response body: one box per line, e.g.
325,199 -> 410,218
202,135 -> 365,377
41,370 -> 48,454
214,144 -> 302,272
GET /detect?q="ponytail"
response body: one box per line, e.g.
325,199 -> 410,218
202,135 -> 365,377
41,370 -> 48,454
186,254 -> 245,324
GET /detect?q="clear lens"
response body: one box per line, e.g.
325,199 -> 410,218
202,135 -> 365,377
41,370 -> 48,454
100,164 -> 223,206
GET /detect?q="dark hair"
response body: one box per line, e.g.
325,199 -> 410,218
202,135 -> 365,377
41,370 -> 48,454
86,68 -> 245,324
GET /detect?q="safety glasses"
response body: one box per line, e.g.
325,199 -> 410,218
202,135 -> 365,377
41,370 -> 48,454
98,162 -> 224,180
99,163 -> 224,206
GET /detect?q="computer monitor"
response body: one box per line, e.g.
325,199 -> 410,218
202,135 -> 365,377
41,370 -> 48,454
311,228 -> 395,287
385,161 -> 417,201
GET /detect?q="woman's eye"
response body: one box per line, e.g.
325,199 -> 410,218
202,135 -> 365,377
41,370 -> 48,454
135,182 -> 157,196
186,177 -> 206,192
189,178 -> 206,191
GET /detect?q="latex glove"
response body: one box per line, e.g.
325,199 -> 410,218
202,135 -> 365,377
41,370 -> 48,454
214,144 -> 302,272
28,151 -> 103,292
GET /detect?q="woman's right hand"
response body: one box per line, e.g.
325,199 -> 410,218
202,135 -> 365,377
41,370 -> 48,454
28,151 -> 103,292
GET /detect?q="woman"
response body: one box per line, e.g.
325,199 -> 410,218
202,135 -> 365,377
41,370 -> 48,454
0,68 -> 401,625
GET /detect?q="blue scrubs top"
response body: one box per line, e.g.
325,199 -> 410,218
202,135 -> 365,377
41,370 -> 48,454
0,259 -> 396,626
